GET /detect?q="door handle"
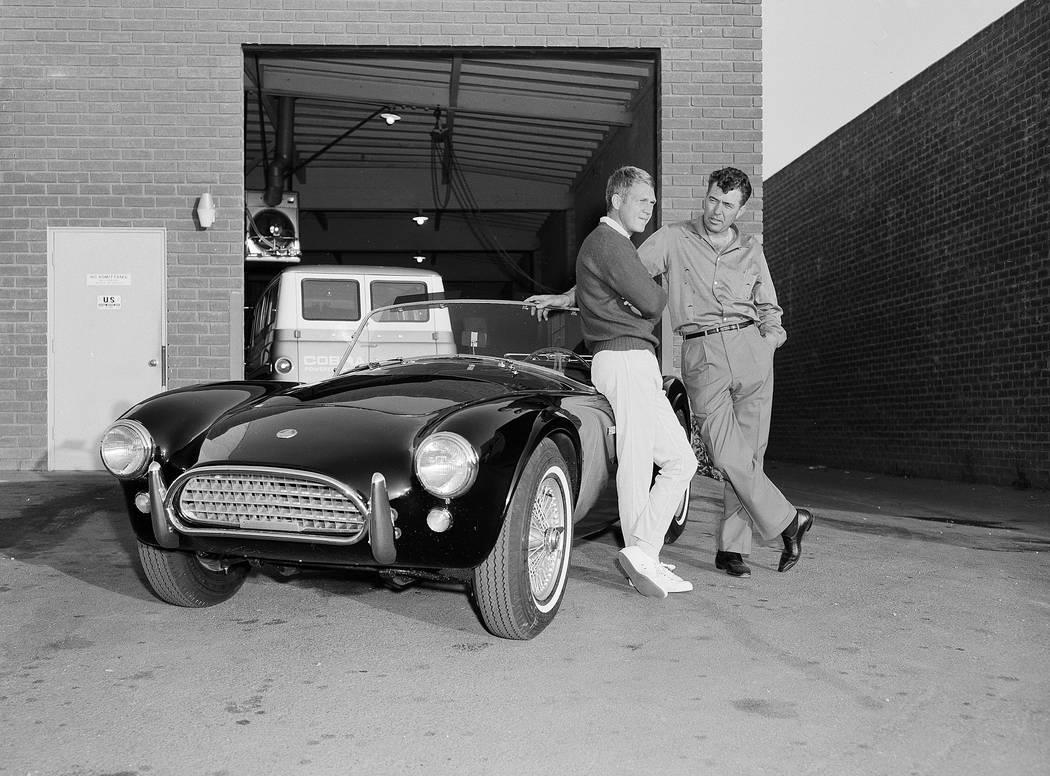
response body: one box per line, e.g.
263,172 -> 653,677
149,347 -> 167,384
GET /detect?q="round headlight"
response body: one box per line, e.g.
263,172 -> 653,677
99,420 -> 155,479
414,432 -> 478,499
274,357 -> 293,374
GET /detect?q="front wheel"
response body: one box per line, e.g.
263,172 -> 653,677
137,541 -> 248,607
473,439 -> 573,640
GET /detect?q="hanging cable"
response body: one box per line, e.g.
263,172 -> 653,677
291,107 -> 385,176
254,55 -> 269,175
425,107 -> 553,293
444,143 -> 556,293
429,108 -> 453,223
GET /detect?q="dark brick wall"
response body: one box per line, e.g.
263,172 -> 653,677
0,0 -> 763,470
764,0 -> 1049,487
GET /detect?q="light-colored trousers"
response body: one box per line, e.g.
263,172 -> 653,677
591,349 -> 698,560
681,325 -> 795,555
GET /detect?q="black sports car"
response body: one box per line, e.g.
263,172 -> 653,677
99,300 -> 691,639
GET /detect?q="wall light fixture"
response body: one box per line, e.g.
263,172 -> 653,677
196,192 -> 216,229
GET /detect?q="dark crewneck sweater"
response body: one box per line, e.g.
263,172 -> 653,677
575,222 -> 667,353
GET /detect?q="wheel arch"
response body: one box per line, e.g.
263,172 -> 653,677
547,428 -> 581,503
489,409 -> 584,539
515,410 -> 583,507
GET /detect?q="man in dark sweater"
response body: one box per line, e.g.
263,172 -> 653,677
575,166 -> 698,598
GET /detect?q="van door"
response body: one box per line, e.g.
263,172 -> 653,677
245,279 -> 279,379
297,275 -> 363,382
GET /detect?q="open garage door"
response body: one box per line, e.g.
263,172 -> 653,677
242,47 -> 658,311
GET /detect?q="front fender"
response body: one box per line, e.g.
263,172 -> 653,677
121,381 -> 296,474
114,381 -> 296,545
416,396 -> 585,567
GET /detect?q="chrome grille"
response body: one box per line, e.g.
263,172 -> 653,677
174,470 -> 366,539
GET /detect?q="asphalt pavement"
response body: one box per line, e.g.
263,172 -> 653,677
1,463 -> 1047,776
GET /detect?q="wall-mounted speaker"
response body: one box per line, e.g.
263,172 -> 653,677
245,190 -> 301,262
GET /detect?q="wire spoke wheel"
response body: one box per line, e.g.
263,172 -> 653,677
527,471 -> 569,601
474,439 -> 574,639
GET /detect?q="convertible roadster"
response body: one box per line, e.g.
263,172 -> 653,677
99,300 -> 691,639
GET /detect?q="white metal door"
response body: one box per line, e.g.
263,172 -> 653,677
48,228 -> 166,470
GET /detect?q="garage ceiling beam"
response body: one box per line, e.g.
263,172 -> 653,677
301,213 -> 542,253
260,66 -> 633,126
286,167 -> 572,210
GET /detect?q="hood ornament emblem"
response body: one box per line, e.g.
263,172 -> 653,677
276,428 -> 298,439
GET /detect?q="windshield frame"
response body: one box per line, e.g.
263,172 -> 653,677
333,298 -> 583,378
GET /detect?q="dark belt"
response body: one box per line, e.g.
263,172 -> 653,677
682,320 -> 755,340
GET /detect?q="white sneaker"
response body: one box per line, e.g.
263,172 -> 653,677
626,561 -> 677,590
617,546 -> 668,599
654,562 -> 693,593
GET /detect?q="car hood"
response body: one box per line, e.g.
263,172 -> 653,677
194,357 -> 588,487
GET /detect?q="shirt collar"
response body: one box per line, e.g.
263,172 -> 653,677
693,218 -> 738,249
600,216 -> 631,240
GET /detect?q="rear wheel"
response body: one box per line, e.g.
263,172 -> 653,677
664,404 -> 692,545
137,541 -> 248,607
473,439 -> 573,640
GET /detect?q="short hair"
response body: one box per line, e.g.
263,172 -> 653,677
606,166 -> 655,211
707,167 -> 752,205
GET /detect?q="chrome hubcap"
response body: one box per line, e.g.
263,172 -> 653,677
527,472 -> 568,601
543,526 -> 564,553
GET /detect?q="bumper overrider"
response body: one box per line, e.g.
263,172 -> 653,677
146,462 -> 397,564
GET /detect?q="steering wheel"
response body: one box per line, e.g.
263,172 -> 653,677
521,347 -> 591,372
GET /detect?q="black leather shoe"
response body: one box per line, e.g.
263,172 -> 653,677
715,551 -> 751,578
778,508 -> 814,572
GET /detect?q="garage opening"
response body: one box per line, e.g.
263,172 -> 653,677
243,46 -> 655,291
242,47 -> 658,367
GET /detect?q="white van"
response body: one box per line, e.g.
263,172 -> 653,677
246,265 -> 446,383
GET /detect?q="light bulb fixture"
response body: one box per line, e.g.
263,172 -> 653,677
413,254 -> 426,264
412,210 -> 429,226
380,111 -> 402,125
196,192 -> 216,229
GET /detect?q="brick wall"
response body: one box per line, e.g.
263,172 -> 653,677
0,0 -> 762,470
764,0 -> 1049,487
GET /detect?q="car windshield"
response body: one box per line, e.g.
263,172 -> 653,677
336,299 -> 592,380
